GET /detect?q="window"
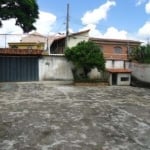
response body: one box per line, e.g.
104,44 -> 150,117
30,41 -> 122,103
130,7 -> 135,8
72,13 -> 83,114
11,45 -> 18,49
121,77 -> 129,81
114,46 -> 122,53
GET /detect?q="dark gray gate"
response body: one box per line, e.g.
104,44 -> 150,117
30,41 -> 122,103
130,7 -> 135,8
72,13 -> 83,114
0,56 -> 39,82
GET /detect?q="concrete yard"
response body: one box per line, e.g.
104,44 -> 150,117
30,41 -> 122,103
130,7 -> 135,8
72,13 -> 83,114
0,82 -> 150,150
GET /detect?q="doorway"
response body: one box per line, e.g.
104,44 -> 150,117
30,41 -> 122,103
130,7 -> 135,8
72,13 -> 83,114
112,73 -> 117,85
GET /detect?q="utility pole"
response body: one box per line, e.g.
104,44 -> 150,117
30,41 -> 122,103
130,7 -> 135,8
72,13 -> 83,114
65,3 -> 69,48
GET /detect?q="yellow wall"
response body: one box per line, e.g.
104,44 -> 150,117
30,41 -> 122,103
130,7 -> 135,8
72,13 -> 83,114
8,42 -> 44,50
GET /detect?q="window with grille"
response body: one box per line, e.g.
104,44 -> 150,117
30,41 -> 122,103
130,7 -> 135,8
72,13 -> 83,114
114,46 -> 122,53
121,77 -> 129,81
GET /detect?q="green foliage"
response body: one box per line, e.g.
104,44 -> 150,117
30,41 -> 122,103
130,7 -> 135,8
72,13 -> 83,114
0,0 -> 39,32
131,44 -> 150,63
65,41 -> 105,78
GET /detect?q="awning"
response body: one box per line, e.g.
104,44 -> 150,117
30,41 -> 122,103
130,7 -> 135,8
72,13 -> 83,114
107,68 -> 132,73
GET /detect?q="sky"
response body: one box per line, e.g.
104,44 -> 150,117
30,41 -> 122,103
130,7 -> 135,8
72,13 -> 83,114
0,0 -> 150,43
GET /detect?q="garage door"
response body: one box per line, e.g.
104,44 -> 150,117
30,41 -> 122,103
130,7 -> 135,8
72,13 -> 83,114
0,56 -> 39,82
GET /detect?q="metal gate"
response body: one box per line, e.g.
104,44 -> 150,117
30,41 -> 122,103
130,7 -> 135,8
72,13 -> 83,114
0,56 -> 39,82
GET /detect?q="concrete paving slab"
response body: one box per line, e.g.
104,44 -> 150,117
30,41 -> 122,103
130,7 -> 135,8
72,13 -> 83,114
0,82 -> 150,150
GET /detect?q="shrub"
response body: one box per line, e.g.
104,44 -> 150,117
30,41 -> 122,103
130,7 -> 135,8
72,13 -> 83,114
65,41 -> 105,79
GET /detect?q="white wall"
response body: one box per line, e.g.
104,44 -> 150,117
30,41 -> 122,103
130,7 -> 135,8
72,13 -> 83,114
87,68 -> 101,80
117,73 -> 131,86
39,55 -> 73,81
114,61 -> 124,68
106,60 -> 124,69
129,62 -> 150,83
109,73 -> 131,86
39,55 -> 108,82
106,60 -> 112,68
68,32 -> 89,48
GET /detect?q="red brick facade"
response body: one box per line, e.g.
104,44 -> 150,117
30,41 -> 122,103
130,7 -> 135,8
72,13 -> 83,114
90,38 -> 141,61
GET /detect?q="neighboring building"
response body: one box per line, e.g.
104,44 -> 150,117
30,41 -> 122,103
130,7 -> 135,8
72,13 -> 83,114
90,38 -> 141,85
8,32 -> 55,55
50,32 -> 141,85
9,42 -> 45,50
50,29 -> 90,54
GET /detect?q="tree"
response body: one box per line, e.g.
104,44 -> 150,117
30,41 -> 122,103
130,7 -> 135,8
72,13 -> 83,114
0,0 -> 39,33
65,41 -> 105,79
130,44 -> 150,63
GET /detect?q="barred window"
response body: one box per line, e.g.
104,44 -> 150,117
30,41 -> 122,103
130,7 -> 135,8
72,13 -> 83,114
114,46 -> 122,53
121,77 -> 129,81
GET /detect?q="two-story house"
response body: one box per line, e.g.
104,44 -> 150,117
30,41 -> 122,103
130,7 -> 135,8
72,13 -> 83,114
50,30 -> 141,85
90,38 -> 141,85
